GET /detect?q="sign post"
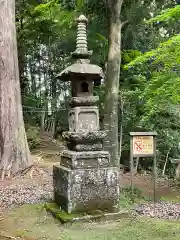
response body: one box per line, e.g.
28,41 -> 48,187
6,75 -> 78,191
129,132 -> 157,203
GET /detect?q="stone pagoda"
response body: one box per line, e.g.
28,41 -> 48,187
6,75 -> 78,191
53,15 -> 120,214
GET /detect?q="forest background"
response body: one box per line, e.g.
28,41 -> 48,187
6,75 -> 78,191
14,0 -> 180,176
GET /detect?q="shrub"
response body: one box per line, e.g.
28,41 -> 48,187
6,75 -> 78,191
25,125 -> 40,150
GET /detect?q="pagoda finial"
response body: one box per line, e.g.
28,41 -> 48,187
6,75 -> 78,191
72,14 -> 92,58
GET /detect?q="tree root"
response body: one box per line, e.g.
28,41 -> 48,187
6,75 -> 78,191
0,162 -> 13,180
0,165 -> 46,180
0,170 -> 11,180
12,164 -> 46,180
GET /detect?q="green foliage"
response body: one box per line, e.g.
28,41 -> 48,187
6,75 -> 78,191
119,187 -> 146,209
147,5 -> 180,24
125,34 -> 180,118
125,34 -> 180,71
123,4 -> 180,170
141,74 -> 180,114
15,0 -> 180,174
25,125 -> 40,149
122,186 -> 144,199
122,50 -> 141,64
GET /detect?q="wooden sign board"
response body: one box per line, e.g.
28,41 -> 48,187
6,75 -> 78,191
133,135 -> 154,156
130,132 -> 157,157
129,132 -> 157,203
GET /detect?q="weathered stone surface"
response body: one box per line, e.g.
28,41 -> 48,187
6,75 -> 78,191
53,14 -> 120,217
70,96 -> 99,107
69,106 -> 99,132
67,142 -> 103,151
57,63 -> 104,82
53,166 -> 120,214
62,130 -> 107,143
60,149 -> 110,169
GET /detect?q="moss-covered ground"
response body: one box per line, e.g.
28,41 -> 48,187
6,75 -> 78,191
45,202 -> 129,223
0,203 -> 180,240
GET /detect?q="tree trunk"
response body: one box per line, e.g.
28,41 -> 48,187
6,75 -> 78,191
0,0 -> 31,179
162,147 -> 171,176
103,0 -> 123,167
29,55 -> 37,97
51,75 -> 57,138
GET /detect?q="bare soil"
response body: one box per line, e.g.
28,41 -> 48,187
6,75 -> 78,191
120,172 -> 179,200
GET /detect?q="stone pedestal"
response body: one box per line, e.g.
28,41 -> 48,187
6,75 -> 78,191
53,105 -> 120,214
53,129 -> 120,214
53,165 -> 119,213
53,130 -> 120,213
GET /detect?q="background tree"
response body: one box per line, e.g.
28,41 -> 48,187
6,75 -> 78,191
0,0 -> 31,179
125,4 -> 180,174
103,0 -> 123,166
12,0 -> 180,177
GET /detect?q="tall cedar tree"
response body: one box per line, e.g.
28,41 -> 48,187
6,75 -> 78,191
0,0 -> 31,179
103,0 -> 123,166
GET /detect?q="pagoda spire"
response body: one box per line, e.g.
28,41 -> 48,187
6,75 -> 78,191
72,14 -> 92,59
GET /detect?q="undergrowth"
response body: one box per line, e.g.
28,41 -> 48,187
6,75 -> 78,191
119,186 -> 151,210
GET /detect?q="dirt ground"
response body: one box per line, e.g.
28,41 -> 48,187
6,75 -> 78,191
0,136 -> 179,205
0,160 -> 178,203
120,172 -> 179,201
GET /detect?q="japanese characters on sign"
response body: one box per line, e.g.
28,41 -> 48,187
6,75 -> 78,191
132,135 -> 154,156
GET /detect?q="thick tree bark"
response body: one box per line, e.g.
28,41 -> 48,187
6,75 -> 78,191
0,0 -> 31,178
103,0 -> 123,167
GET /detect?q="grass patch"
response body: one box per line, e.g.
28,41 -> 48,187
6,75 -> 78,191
119,186 -> 150,210
0,203 -> 180,240
160,195 -> 180,203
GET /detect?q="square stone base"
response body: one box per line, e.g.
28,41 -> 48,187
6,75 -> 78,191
60,149 -> 110,169
53,166 -> 120,214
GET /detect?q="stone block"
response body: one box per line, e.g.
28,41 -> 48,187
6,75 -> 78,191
62,130 -> 107,143
70,96 -> 99,107
60,149 -> 110,169
67,142 -> 103,151
53,166 -> 120,214
69,106 -> 99,132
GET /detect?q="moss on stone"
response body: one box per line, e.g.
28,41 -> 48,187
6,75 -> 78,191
44,202 -> 121,224
14,229 -> 27,238
44,203 -> 86,223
